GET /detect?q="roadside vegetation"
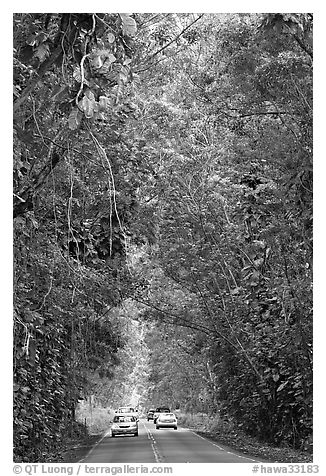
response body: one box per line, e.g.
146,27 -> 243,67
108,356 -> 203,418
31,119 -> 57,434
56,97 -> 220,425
177,413 -> 312,463
13,13 -> 312,462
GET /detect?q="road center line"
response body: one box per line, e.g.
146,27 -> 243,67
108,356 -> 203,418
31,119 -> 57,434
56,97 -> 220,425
142,421 -> 164,463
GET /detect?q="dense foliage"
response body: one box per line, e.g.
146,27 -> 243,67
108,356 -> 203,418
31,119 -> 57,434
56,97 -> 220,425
13,12 -> 147,461
13,13 -> 312,461
132,13 -> 312,449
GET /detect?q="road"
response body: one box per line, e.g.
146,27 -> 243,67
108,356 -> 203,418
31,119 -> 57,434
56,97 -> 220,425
79,418 -> 261,463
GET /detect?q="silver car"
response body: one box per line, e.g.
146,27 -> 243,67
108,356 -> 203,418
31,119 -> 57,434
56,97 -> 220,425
115,406 -> 139,420
111,415 -> 138,437
156,413 -> 178,430
153,406 -> 171,424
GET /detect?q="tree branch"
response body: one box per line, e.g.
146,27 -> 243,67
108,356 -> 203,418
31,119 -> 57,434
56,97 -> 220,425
135,14 -> 204,73
13,129 -> 69,219
13,14 -> 75,115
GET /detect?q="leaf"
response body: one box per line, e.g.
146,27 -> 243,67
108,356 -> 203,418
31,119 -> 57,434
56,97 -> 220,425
51,84 -> 69,102
277,381 -> 289,392
115,65 -> 130,103
98,96 -> 111,111
272,373 -> 280,382
253,240 -> 266,249
81,90 -> 97,118
73,66 -> 82,82
249,270 -> 260,286
68,107 -> 83,130
91,51 -> 116,70
34,43 -> 50,63
230,287 -> 242,295
29,340 -> 36,366
26,33 -> 38,46
91,55 -> 103,69
119,65 -> 130,84
107,32 -> 115,43
103,54 -> 116,67
254,258 -> 264,267
121,14 -> 137,37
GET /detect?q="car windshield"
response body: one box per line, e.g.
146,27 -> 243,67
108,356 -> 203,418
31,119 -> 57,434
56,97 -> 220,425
156,407 -> 170,412
113,416 -> 136,423
160,413 -> 175,418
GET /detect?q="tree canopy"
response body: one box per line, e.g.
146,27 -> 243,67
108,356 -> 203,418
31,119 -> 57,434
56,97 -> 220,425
13,12 -> 313,461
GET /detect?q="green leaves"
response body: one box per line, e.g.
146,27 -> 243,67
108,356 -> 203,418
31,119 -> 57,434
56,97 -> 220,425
68,107 -> 83,130
90,50 -> 116,70
276,381 -> 289,393
107,32 -> 115,44
14,11 -> 146,461
98,95 -> 112,111
120,14 -> 137,37
81,89 -> 97,118
34,43 -> 50,62
13,12 -> 312,460
129,11 -> 312,450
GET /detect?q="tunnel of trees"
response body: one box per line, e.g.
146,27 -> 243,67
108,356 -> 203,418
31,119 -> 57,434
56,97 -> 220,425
13,13 -> 312,462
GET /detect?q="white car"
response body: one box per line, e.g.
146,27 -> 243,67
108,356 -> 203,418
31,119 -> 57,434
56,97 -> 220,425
115,406 -> 139,421
153,406 -> 171,424
156,412 -> 178,430
111,415 -> 138,437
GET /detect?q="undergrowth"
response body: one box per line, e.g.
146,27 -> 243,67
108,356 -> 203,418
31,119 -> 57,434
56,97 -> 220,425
176,412 -> 313,463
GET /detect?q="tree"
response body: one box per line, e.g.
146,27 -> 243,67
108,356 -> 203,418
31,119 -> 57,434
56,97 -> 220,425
13,12 -> 148,461
129,12 -> 312,448
13,12 -> 313,459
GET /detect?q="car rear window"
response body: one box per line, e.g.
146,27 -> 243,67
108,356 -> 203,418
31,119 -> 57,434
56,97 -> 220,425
113,415 -> 136,423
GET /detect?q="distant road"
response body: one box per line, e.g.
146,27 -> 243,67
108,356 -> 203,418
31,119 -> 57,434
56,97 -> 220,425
79,418 -> 261,463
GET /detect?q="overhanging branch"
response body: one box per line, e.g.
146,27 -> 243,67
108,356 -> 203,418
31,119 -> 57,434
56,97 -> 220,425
135,14 -> 204,74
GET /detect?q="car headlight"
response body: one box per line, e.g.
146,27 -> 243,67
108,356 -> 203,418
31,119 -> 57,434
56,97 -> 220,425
111,424 -> 119,429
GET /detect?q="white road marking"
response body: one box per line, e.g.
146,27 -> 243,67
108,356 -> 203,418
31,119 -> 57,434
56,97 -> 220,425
77,421 -> 261,463
142,421 -> 164,463
78,429 -> 111,463
190,430 -> 261,462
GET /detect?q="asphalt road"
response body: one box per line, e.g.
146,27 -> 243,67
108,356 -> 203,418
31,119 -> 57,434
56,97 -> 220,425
79,418 -> 261,463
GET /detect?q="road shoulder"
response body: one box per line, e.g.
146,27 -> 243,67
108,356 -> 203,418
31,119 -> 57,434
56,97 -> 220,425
190,428 -> 312,463
56,433 -> 106,463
